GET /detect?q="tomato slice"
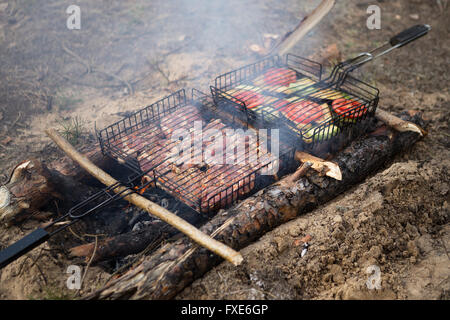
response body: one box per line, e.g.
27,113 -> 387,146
332,98 -> 365,119
263,68 -> 297,87
231,90 -> 265,109
278,99 -> 326,125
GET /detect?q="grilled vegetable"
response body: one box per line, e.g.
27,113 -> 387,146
283,78 -> 317,95
278,99 -> 330,126
302,124 -> 340,144
229,90 -> 265,109
275,98 -> 337,143
227,89 -> 279,114
226,84 -> 261,95
310,88 -> 346,100
332,98 -> 366,120
252,67 -> 297,88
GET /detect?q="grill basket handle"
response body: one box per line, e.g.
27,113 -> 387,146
0,228 -> 50,269
332,24 -> 431,87
390,24 -> 431,48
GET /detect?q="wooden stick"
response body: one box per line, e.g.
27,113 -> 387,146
270,0 -> 335,56
376,108 -> 425,136
45,129 -> 243,266
295,151 -> 342,180
287,161 -> 313,184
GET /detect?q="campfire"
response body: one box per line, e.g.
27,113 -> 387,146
0,0 -> 431,300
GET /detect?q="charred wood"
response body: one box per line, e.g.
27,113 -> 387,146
69,223 -> 173,264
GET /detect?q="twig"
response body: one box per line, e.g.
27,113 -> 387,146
12,255 -> 32,277
33,261 -> 48,287
93,68 -> 134,95
287,161 -> 313,183
9,111 -> 22,130
154,214 -> 239,289
68,226 -> 86,242
77,235 -> 98,295
61,43 -> 91,74
61,43 -> 134,95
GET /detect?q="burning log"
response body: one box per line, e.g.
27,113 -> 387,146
86,112 -> 424,300
0,159 -> 59,226
47,144 -> 115,185
69,223 -> 171,263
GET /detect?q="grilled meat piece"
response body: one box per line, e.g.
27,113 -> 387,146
159,104 -> 203,138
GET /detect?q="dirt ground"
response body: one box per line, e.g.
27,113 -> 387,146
0,0 -> 448,299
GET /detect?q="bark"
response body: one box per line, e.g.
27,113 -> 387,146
86,112 -> 425,300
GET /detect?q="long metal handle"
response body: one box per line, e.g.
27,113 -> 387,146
333,24 -> 431,86
390,24 -> 431,47
0,228 -> 50,269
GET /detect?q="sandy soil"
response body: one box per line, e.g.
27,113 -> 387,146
0,0 -> 448,299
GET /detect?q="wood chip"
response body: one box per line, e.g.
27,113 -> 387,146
293,234 -> 312,246
295,151 -> 342,180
